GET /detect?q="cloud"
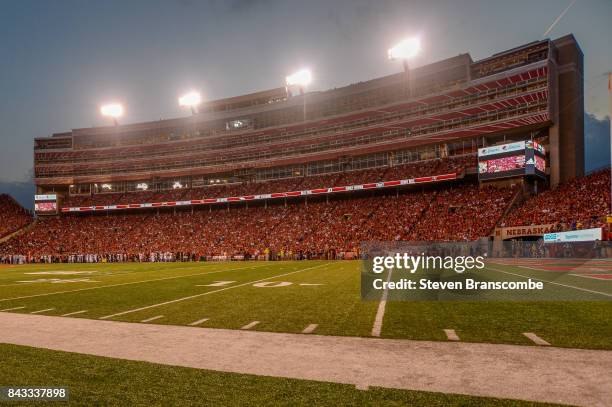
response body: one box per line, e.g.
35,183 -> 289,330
584,113 -> 610,173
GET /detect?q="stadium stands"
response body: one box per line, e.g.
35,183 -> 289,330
4,167 -> 609,265
0,179 -> 517,263
61,155 -> 476,209
503,169 -> 610,230
0,194 -> 32,239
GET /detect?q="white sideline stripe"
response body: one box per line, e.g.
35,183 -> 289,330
488,267 -> 612,298
241,321 -> 260,330
371,267 -> 393,337
569,273 -> 610,280
100,263 -> 329,320
141,315 -> 164,323
61,310 -> 88,317
302,324 -> 318,334
0,264 -> 268,303
0,306 -> 25,312
30,308 -> 54,314
523,332 -> 550,346
444,329 -> 460,341
188,318 -> 210,326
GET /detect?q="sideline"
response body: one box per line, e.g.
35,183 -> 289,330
0,312 -> 610,406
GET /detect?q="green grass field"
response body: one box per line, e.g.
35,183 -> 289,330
0,260 -> 610,349
0,343 -> 558,406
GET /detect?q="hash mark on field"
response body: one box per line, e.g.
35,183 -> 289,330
241,321 -> 260,330
30,308 -> 54,314
188,318 -> 210,326
0,306 -> 25,312
302,324 -> 318,334
371,267 -> 393,337
141,315 -> 164,323
523,332 -> 550,346
99,263 -> 329,320
61,310 -> 88,317
444,329 -> 460,341
0,264 -> 268,303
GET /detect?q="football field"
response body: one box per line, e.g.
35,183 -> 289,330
1,259 -> 611,349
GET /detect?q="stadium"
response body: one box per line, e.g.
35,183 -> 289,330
0,24 -> 611,407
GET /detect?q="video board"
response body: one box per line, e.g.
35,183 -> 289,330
478,141 -> 546,180
34,194 -> 58,215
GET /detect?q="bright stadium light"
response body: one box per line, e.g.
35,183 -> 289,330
178,91 -> 202,114
388,37 -> 421,61
388,37 -> 421,97
100,103 -> 124,125
286,68 -> 312,121
285,68 -> 312,88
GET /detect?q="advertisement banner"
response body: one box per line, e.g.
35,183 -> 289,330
543,228 -> 603,243
478,141 -> 525,157
34,194 -> 57,201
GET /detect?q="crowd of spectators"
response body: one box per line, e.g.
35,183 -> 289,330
410,185 -> 517,241
1,177 -> 515,263
0,194 -> 32,239
503,169 -> 610,230
3,166 -> 607,264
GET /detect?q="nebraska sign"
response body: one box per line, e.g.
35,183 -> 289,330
494,224 -> 556,240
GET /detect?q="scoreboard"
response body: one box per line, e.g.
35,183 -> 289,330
478,141 -> 546,180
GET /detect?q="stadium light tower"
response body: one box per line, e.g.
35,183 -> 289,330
286,68 -> 312,121
178,91 -> 202,115
100,103 -> 124,126
388,37 -> 421,97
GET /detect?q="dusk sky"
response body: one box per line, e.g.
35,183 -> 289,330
1,0 -> 611,184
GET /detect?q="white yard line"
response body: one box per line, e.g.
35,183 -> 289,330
523,332 -> 550,346
141,315 -> 164,323
488,267 -> 612,298
100,263 -> 330,320
0,264 -> 269,303
302,324 -> 318,334
61,310 -> 88,317
371,267 -> 393,337
30,308 -> 54,314
444,329 -> 460,341
188,318 -> 210,326
241,321 -> 260,330
0,306 -> 25,312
